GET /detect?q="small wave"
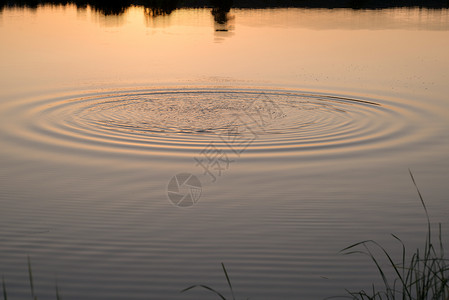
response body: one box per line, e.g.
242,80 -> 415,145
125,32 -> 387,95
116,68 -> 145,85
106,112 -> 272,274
0,87 -> 432,160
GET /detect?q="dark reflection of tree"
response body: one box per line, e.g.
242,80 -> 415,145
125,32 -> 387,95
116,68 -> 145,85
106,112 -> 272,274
0,0 -> 130,15
143,0 -> 178,18
0,0 -> 178,16
210,0 -> 234,42
3,0 -> 40,10
210,0 -> 232,12
212,9 -> 229,26
347,0 -> 368,9
89,0 -> 131,16
1,0 -> 449,15
211,0 -> 233,26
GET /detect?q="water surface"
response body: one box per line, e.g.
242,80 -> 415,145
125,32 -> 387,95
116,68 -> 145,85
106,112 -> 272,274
1,5 -> 449,300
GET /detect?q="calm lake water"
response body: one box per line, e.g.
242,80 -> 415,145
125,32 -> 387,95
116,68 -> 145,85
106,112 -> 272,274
1,5 -> 449,299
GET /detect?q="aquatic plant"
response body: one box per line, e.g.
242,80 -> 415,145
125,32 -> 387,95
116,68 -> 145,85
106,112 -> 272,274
181,262 -> 247,300
181,171 -> 449,300
338,170 -> 449,300
2,172 -> 447,300
1,257 -> 62,300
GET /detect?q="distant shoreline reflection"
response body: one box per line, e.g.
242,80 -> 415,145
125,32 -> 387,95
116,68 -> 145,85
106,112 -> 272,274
2,2 -> 449,37
1,0 -> 449,17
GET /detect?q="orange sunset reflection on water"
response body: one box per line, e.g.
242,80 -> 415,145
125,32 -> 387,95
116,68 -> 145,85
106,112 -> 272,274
1,4 -> 449,300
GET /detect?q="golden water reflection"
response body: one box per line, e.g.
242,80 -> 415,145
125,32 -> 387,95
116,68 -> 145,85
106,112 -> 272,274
1,5 -> 449,300
1,6 -> 448,95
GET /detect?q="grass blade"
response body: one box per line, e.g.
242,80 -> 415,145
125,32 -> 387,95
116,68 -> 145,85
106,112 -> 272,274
27,256 -> 37,300
339,171 -> 448,300
55,280 -> 61,300
181,284 -> 227,300
2,277 -> 7,300
221,263 -> 235,300
409,169 -> 430,233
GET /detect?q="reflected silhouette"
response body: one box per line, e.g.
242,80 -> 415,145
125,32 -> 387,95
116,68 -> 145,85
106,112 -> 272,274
1,0 -> 448,16
211,0 -> 232,12
211,0 -> 232,24
143,0 -> 179,27
90,0 -> 130,16
143,0 -> 178,18
211,0 -> 235,42
1,0 -> 131,15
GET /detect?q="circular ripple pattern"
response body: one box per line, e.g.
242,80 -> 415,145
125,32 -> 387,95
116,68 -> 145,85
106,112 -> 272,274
0,87 -> 430,159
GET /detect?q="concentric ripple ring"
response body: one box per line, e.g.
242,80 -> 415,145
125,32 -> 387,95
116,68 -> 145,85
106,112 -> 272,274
0,87 -> 434,160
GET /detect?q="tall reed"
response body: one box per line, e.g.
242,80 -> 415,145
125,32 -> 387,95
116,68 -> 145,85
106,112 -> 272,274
338,170 -> 449,299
